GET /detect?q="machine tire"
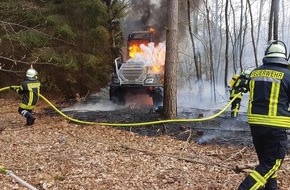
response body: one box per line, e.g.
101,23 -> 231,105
109,85 -> 126,105
152,86 -> 164,112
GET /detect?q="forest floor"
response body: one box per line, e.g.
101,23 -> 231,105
0,91 -> 290,190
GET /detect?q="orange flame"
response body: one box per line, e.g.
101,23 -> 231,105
128,40 -> 150,58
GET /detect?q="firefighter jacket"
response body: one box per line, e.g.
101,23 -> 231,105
229,75 -> 250,99
15,77 -> 41,110
248,57 -> 290,129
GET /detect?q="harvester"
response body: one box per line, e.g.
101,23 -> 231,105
109,30 -> 164,112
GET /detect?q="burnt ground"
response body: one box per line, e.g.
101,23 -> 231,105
50,90 -> 253,146
0,90 -> 290,190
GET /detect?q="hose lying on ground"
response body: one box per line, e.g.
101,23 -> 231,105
0,165 -> 38,190
0,86 -> 242,127
0,86 -> 242,188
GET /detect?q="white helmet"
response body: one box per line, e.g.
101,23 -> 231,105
26,68 -> 38,78
265,41 -> 287,59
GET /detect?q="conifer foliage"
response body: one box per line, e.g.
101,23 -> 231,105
0,0 -> 126,97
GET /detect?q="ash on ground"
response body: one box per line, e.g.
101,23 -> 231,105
45,89 -> 253,147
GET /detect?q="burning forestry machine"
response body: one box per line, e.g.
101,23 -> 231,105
109,30 -> 164,112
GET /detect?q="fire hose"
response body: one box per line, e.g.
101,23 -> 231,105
0,165 -> 38,190
0,85 -> 240,188
0,86 -> 241,126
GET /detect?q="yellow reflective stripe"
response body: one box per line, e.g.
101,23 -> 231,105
248,80 -> 255,114
248,114 -> 290,129
27,83 -> 40,88
27,83 -> 40,106
19,103 -> 35,110
249,159 -> 282,190
268,82 -> 280,116
28,88 -> 33,106
250,170 -> 266,187
250,182 -> 260,190
264,159 -> 282,181
271,172 -> 277,178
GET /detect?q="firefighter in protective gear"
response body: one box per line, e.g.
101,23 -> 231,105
228,70 -> 250,118
10,67 -> 41,126
238,40 -> 289,190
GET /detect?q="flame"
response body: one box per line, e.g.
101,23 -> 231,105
128,40 -> 150,58
128,43 -> 141,58
150,65 -> 163,73
128,42 -> 166,70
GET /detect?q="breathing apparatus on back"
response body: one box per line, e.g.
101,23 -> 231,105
228,74 -> 239,90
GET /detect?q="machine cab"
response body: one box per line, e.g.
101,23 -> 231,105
127,31 -> 154,59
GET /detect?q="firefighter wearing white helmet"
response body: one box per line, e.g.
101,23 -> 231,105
265,42 -> 287,59
26,68 -> 38,78
238,40 -> 289,189
10,66 -> 41,126
228,69 -> 250,118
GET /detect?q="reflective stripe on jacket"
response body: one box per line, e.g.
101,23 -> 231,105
18,77 -> 41,110
248,61 -> 290,129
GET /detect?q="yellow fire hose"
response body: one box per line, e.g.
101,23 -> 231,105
0,86 -> 241,189
0,86 -> 241,126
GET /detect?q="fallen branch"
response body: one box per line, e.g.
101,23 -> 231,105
235,164 -> 256,173
220,146 -> 248,163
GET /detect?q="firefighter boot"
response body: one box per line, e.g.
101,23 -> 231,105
26,115 -> 36,126
231,112 -> 238,118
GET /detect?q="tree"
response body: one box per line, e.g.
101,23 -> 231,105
164,0 -> 178,119
224,0 -> 229,88
187,0 -> 201,80
247,0 -> 258,67
204,0 -> 216,102
268,0 -> 280,41
0,0 -> 126,97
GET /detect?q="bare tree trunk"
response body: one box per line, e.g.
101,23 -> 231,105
268,0 -> 274,41
238,0 -> 246,71
205,0 -> 216,102
273,0 -> 280,40
229,0 -> 236,72
164,0 -> 178,119
246,0 -> 258,67
240,20 -> 247,69
187,0 -> 200,80
224,0 -> 229,88
281,0 -> 285,41
256,0 -> 266,48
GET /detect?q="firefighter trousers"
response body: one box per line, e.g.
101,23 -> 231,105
238,125 -> 288,190
230,97 -> 241,118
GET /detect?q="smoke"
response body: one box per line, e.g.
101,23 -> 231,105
122,0 -> 167,41
196,119 -> 250,145
122,0 -> 201,42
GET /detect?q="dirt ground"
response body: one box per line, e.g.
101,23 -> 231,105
0,94 -> 290,190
